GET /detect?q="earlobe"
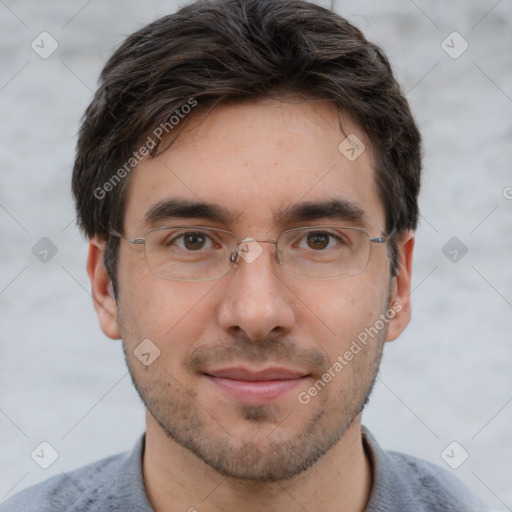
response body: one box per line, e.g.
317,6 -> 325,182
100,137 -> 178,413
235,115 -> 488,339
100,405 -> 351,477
87,238 -> 121,340
386,231 -> 414,342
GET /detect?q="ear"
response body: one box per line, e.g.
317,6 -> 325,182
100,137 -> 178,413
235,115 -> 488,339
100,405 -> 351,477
86,238 -> 121,340
386,230 -> 414,342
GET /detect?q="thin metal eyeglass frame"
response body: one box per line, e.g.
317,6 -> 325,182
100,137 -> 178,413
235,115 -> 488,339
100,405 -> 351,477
109,225 -> 396,281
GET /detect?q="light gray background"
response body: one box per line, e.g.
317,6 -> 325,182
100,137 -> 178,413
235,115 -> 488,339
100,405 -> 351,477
1,0 -> 511,509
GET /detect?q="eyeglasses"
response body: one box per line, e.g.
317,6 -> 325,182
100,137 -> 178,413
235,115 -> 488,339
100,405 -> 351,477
110,225 -> 395,281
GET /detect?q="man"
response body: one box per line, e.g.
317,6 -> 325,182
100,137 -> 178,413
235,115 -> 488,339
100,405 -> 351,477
1,0 -> 490,510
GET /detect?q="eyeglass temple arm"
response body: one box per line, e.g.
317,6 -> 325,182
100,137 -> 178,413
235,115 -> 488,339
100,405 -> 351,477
108,230 -> 145,245
370,229 -> 397,244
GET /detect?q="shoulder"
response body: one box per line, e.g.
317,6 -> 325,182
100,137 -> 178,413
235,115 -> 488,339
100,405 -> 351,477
362,427 -> 490,511
0,453 -> 124,512
388,450 -> 487,510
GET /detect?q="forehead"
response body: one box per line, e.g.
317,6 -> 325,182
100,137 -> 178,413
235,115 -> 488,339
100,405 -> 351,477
123,99 -> 385,234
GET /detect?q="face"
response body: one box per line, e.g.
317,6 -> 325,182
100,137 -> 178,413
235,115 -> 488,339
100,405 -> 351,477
89,99 -> 413,481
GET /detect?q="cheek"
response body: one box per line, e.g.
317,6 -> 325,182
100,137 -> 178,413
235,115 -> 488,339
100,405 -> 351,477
118,269 -> 218,355
297,276 -> 389,361
305,274 -> 387,326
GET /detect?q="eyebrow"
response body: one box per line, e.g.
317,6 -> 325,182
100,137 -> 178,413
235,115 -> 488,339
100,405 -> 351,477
143,197 -> 369,229
143,198 -> 238,226
274,198 -> 368,229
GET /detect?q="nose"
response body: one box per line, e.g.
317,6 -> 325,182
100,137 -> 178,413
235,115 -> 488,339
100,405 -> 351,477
217,239 -> 295,342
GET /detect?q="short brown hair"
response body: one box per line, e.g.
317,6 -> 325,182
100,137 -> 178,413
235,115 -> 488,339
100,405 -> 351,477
72,0 -> 421,293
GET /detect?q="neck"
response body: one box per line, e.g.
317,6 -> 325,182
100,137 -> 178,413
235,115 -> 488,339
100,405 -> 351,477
143,413 -> 373,512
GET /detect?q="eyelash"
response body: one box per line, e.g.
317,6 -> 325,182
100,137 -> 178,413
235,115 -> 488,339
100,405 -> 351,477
165,230 -> 346,251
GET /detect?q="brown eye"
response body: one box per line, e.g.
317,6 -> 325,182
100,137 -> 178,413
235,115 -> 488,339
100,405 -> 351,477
162,231 -> 214,251
306,232 -> 330,250
182,233 -> 207,250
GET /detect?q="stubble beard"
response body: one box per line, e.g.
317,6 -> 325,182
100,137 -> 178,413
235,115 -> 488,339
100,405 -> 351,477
120,304 -> 388,482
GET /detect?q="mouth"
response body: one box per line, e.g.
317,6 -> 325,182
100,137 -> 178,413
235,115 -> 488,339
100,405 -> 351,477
202,367 -> 311,405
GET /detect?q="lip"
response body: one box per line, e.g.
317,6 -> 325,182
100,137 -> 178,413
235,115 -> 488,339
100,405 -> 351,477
203,366 -> 310,405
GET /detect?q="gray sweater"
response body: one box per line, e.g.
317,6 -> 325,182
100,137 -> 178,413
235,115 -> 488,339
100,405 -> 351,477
0,427 -> 489,511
